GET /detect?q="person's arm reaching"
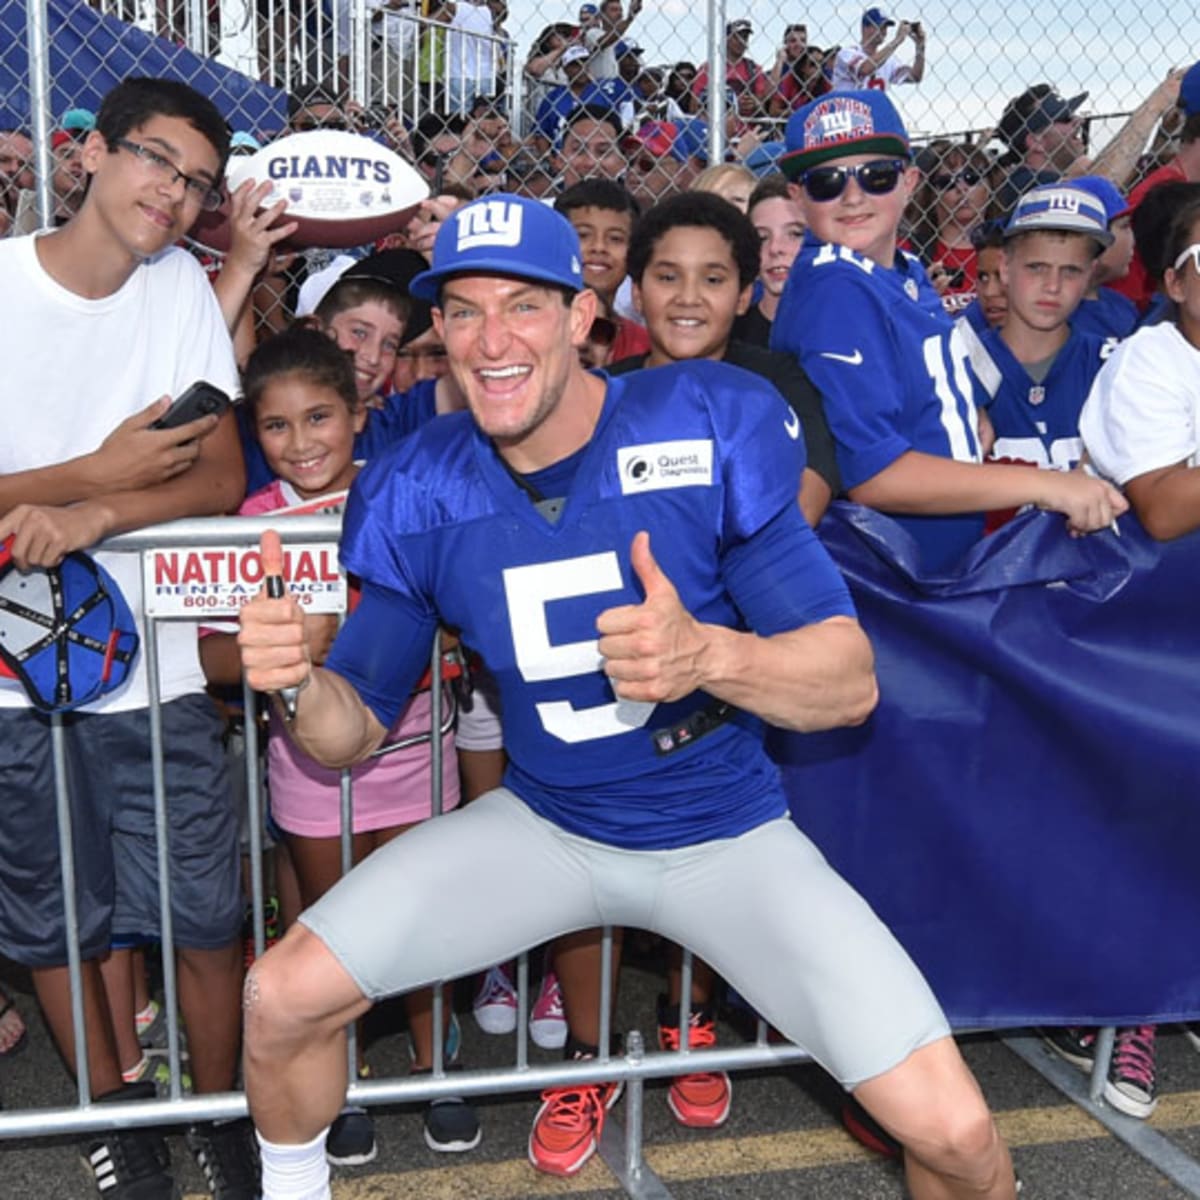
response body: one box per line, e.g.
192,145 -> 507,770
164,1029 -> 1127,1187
854,22 -> 910,78
596,531 -> 877,732
907,22 -> 925,83
848,449 -> 1128,535
1091,68 -> 1184,189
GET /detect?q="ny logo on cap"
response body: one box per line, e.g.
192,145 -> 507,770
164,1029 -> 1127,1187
1045,191 -> 1081,214
457,200 -> 524,251
819,109 -> 856,139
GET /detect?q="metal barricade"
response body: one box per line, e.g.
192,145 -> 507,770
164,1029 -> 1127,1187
0,513 -> 817,1195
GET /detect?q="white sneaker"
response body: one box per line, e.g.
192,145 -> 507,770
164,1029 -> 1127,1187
529,969 -> 567,1050
473,964 -> 517,1035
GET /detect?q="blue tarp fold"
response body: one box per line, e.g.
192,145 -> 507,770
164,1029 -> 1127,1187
775,503 -> 1200,1027
0,0 -> 284,132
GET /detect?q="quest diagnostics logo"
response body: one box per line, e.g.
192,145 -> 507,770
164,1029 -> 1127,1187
617,440 -> 713,494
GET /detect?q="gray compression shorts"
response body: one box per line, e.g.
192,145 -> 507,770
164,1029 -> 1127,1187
300,788 -> 949,1088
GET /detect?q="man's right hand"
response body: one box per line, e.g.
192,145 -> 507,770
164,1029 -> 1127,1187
86,395 -> 220,492
238,530 -> 313,694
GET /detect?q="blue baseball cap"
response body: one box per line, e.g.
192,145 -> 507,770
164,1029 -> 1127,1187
1004,184 -> 1113,248
1069,175 -> 1131,225
745,140 -> 786,178
1180,62 -> 1200,118
862,7 -> 895,27
780,90 -> 910,179
409,195 -> 584,302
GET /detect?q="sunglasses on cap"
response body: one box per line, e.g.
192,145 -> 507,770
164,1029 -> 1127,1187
800,158 -> 907,203
928,166 -> 981,191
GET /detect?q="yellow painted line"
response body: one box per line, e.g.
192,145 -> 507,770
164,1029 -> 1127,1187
182,1092 -> 1200,1199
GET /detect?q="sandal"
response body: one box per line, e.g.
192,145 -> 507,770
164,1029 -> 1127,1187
0,992 -> 28,1056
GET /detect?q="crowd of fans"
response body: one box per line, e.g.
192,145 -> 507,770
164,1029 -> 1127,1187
2,5 -> 1200,1199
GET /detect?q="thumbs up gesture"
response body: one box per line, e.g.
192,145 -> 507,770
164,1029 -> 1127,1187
237,529 -> 313,695
596,531 -> 705,703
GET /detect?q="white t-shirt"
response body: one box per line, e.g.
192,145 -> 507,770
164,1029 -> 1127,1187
1080,321 -> 1200,485
0,234 -> 240,713
830,45 -> 914,91
584,27 -> 618,82
446,1 -> 496,83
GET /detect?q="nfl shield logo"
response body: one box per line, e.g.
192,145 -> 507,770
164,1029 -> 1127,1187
1028,385 -> 1045,406
904,278 -> 919,300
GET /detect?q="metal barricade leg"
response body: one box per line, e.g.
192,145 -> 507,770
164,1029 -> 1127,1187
51,713 -> 92,1108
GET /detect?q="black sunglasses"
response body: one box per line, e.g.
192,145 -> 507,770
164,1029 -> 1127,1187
929,167 -> 981,190
800,158 -> 907,203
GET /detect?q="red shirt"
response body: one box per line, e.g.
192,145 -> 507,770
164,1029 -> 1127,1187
691,58 -> 767,102
1109,160 -> 1187,311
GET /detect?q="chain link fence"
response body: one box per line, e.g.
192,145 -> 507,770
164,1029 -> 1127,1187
1,0 -> 1188,323
0,0 -> 1195,1174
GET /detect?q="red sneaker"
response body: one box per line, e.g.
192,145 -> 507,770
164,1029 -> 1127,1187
528,1078 -> 622,1176
656,998 -> 732,1128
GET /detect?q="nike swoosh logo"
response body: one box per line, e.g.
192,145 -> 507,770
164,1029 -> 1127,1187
784,408 -> 801,440
820,349 -> 864,366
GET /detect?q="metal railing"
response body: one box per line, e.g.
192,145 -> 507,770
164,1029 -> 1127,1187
0,513 -> 814,1192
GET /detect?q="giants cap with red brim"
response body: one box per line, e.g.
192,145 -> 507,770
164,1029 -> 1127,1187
780,90 -> 910,179
409,194 -> 584,302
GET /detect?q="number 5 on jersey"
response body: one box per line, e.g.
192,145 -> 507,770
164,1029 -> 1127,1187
503,552 -> 655,744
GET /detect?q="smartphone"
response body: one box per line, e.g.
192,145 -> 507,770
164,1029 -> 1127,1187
149,381 -> 232,430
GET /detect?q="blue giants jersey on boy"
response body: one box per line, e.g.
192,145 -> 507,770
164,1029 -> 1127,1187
772,236 -> 985,573
331,362 -> 855,850
958,320 -> 1116,470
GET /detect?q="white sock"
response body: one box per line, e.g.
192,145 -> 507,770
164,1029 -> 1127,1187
121,1052 -> 147,1084
256,1127 -> 331,1200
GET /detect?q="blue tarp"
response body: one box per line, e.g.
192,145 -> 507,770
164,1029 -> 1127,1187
774,503 -> 1200,1028
0,0 -> 285,133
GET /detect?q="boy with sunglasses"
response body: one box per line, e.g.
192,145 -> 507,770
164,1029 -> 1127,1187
772,90 -> 1126,574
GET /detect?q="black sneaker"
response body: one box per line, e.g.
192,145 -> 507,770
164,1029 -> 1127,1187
411,1067 -> 481,1154
82,1082 -> 173,1198
186,1117 -> 261,1199
423,1096 -> 482,1153
326,1107 -> 377,1166
1040,1026 -> 1097,1072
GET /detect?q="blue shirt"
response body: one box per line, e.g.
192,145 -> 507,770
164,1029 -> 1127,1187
1072,288 -> 1138,341
327,363 -> 854,850
959,321 -> 1114,469
772,235 -> 985,573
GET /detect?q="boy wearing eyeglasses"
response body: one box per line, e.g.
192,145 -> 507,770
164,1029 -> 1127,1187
0,78 -> 257,1197
772,90 -> 1126,574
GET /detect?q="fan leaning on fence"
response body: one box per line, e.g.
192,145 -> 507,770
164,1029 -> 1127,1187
0,78 -> 260,1199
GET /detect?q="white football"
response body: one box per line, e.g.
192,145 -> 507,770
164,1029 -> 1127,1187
190,129 -> 430,252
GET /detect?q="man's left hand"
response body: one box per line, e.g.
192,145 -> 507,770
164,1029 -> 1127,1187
597,531 -> 705,703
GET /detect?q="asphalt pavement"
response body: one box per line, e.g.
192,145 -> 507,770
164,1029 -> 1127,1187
1,959 -> 1198,1199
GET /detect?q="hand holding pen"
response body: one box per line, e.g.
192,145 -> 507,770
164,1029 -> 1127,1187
238,529 -> 312,720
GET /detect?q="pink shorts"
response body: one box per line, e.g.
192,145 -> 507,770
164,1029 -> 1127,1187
268,691 -> 459,838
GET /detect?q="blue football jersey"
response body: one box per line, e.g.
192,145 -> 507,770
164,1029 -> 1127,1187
337,362 -> 854,850
1071,288 -> 1138,341
772,235 -> 985,573
959,321 -> 1115,470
